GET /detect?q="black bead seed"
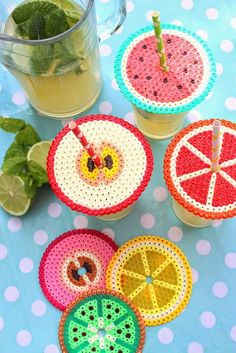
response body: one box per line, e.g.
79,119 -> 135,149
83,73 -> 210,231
167,39 -> 171,43
142,44 -> 147,49
91,348 -> 96,352
82,332 -> 86,337
73,338 -> 78,342
81,311 -> 86,316
139,57 -> 144,62
183,68 -> 188,73
146,76 -> 152,80
163,78 -> 168,83
110,346 -> 114,351
90,315 -> 94,320
87,157 -> 95,172
182,51 -> 187,55
115,308 -> 120,313
125,324 -> 130,329
153,91 -> 158,96
117,329 -> 122,334
118,351 -> 123,353
107,314 -> 112,319
89,306 -> 94,310
167,53 -> 172,59
191,79 -> 195,84
177,85 -> 182,89
107,304 -> 111,309
73,327 -> 78,332
134,75 -> 139,79
104,155 -> 113,170
194,60 -> 198,64
126,333 -> 131,339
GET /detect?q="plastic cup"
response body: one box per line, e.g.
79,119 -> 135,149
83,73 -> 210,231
47,114 -> 153,221
115,24 -> 216,139
164,119 -> 236,228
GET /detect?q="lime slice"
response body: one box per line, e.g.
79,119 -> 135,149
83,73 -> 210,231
27,140 -> 51,171
0,173 -> 31,216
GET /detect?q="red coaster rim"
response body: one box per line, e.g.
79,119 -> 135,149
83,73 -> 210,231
47,114 -> 154,216
164,118 -> 236,219
39,229 -> 118,311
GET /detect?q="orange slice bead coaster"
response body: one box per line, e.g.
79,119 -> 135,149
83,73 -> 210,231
106,236 -> 192,326
164,119 -> 236,220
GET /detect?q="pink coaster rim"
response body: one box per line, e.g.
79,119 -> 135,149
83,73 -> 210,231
39,228 -> 118,310
47,114 -> 154,216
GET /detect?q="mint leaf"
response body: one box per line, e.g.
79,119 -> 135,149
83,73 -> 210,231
12,2 -> 40,24
28,12 -> 46,40
2,157 -> 27,176
27,160 -> 48,186
30,45 -> 54,75
19,174 -> 38,198
0,117 -> 25,133
16,124 -> 41,146
4,142 -> 29,161
45,8 -> 69,38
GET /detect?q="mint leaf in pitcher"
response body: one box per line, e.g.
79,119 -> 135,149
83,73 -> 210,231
28,12 -> 46,40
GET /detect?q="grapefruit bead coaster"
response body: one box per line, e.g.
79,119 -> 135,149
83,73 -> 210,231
164,119 -> 236,226
47,114 -> 153,220
114,24 -> 216,139
106,236 -> 192,326
39,229 -> 118,310
59,290 -> 145,353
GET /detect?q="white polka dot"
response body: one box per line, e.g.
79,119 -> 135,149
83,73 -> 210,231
225,97 -> 236,110
168,226 -> 183,242
212,281 -> 228,298
231,17 -> 236,29
99,44 -> 112,56
19,257 -> 34,273
61,118 -> 73,127
44,345 -> 60,353
33,230 -> 48,245
216,63 -> 223,76
224,252 -> 236,268
153,187 -> 167,202
99,0 -> 109,2
205,8 -> 219,20
102,228 -> 115,240
158,327 -> 174,344
221,39 -> 234,53
230,326 -> 236,342
191,268 -> 199,284
171,19 -> 183,26
0,244 -> 7,260
212,219 -> 223,227
48,203 -> 62,218
8,217 -> 22,232
0,316 -> 4,331
12,92 -> 26,105
196,240 -> 211,255
126,0 -> 134,13
4,286 -> 19,302
124,112 -> 135,125
74,215 -> 88,229
99,101 -> 112,114
140,214 -> 155,229
181,0 -> 194,10
111,78 -> 119,91
187,110 -> 202,123
196,29 -> 208,41
16,330 -> 32,347
188,342 -> 204,353
31,300 -> 47,316
200,311 -> 216,328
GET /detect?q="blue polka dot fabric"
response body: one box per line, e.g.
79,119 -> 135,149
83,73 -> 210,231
0,1 -> 236,353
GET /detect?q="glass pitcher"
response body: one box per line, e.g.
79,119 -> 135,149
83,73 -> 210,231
0,0 -> 126,119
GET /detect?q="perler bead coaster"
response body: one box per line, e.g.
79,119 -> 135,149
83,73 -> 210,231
115,24 -> 216,115
106,236 -> 192,326
47,115 -> 153,216
164,119 -> 236,219
59,289 -> 145,353
39,229 -> 118,310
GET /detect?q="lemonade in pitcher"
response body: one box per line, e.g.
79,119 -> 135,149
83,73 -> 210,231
2,0 -> 102,118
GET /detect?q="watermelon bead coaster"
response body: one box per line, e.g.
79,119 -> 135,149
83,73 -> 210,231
164,119 -> 236,226
106,236 -> 192,326
115,25 -> 216,139
59,289 -> 145,353
39,229 -> 118,310
47,115 -> 153,219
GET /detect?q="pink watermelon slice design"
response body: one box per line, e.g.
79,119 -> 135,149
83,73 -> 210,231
164,119 -> 236,219
126,33 -> 204,103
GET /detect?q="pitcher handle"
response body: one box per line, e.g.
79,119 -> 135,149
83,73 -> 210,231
95,0 -> 126,41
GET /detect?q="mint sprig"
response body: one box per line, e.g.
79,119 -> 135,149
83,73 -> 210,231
0,117 -> 25,133
16,124 -> 41,146
2,156 -> 27,175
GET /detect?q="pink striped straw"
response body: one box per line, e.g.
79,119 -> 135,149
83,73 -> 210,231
212,120 -> 221,172
69,121 -> 103,168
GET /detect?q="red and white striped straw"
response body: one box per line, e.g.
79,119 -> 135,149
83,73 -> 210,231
212,120 -> 221,172
68,121 -> 103,168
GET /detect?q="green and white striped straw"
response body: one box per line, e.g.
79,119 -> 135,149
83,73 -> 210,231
152,11 -> 169,72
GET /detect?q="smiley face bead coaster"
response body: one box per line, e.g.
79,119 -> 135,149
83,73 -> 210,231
59,289 -> 145,353
106,236 -> 192,326
39,229 -> 118,310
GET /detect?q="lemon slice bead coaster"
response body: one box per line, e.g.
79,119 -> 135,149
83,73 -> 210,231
59,289 -> 145,353
106,236 -> 192,326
